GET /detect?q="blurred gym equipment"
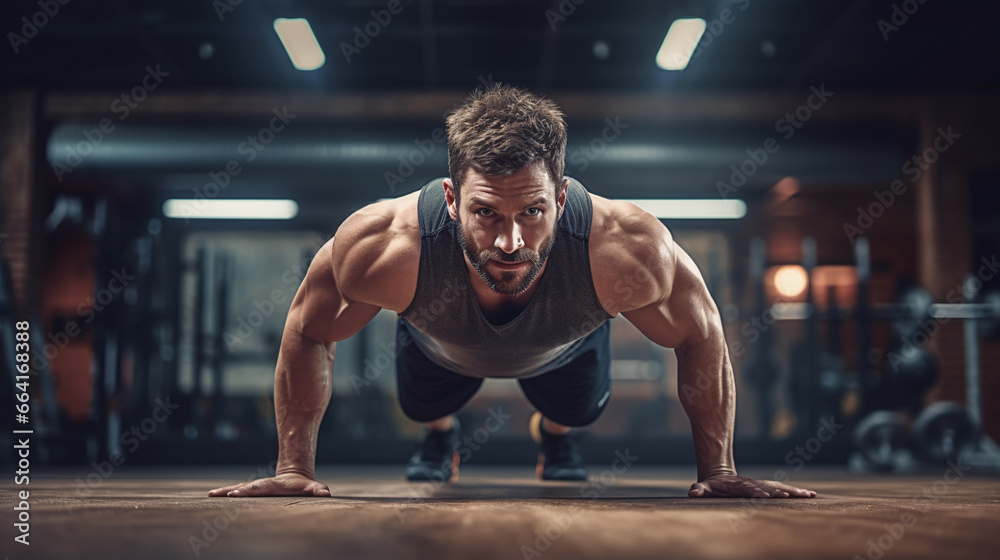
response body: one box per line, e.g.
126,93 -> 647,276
852,410 -> 911,471
739,234 -> 1000,472
850,243 -> 1000,472
913,402 -> 974,464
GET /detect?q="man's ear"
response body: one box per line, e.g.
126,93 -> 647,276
443,178 -> 458,220
557,178 -> 569,220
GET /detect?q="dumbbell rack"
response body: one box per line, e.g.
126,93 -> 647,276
928,276 -> 1000,470
851,239 -> 1000,472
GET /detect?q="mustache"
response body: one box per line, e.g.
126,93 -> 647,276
479,248 -> 540,264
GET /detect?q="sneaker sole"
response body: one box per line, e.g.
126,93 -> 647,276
533,413 -> 588,482
405,452 -> 460,483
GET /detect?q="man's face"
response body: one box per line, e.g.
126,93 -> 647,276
444,161 -> 567,296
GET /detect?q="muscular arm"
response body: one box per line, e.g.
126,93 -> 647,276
615,227 -> 736,481
274,237 -> 381,479
595,199 -> 814,498
210,197 -> 416,497
625,249 -> 737,480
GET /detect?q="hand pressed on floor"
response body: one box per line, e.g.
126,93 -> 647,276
208,472 -> 331,498
688,474 -> 817,499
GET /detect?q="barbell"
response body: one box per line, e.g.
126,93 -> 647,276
884,286 -> 935,338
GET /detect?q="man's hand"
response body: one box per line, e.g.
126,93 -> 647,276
688,474 -> 817,499
208,473 -> 332,498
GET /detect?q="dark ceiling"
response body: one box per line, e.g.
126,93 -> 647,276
3,0 -> 998,93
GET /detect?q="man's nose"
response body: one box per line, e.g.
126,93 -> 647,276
494,219 -> 525,254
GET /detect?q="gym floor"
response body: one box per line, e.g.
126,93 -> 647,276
5,465 -> 998,560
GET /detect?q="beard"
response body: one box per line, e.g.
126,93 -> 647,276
455,217 -> 558,296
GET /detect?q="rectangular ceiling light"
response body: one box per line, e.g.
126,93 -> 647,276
619,199 -> 747,220
163,199 -> 299,220
655,18 -> 706,71
273,18 -> 325,71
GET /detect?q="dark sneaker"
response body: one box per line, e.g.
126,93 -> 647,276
536,417 -> 588,481
405,419 -> 461,483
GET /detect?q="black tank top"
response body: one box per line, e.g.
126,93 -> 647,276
398,177 -> 614,378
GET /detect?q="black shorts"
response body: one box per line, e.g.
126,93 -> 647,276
395,317 -> 612,427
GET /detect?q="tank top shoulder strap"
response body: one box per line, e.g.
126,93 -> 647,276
416,178 -> 451,238
560,177 -> 593,240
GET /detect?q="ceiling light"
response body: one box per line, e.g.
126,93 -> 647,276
620,199 -> 747,219
273,18 -> 325,71
162,199 -> 299,220
655,18 -> 706,71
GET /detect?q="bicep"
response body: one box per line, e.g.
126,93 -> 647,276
285,237 -> 382,345
622,241 -> 719,349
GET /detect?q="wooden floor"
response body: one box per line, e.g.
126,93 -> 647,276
3,465 -> 998,560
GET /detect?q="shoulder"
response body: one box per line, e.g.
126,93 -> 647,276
588,193 -> 676,315
331,190 -> 421,312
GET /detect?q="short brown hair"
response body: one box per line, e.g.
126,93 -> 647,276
445,84 -> 567,199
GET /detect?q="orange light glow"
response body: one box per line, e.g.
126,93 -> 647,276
774,265 -> 808,298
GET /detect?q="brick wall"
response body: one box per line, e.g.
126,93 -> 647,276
0,90 -> 40,317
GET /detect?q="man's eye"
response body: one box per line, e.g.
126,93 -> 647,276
525,208 -> 541,216
477,208 -> 493,217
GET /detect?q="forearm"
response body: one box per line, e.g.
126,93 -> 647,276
676,323 -> 737,481
273,329 -> 334,479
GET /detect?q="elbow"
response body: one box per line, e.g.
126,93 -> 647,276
285,318 -> 337,358
678,306 -> 726,357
